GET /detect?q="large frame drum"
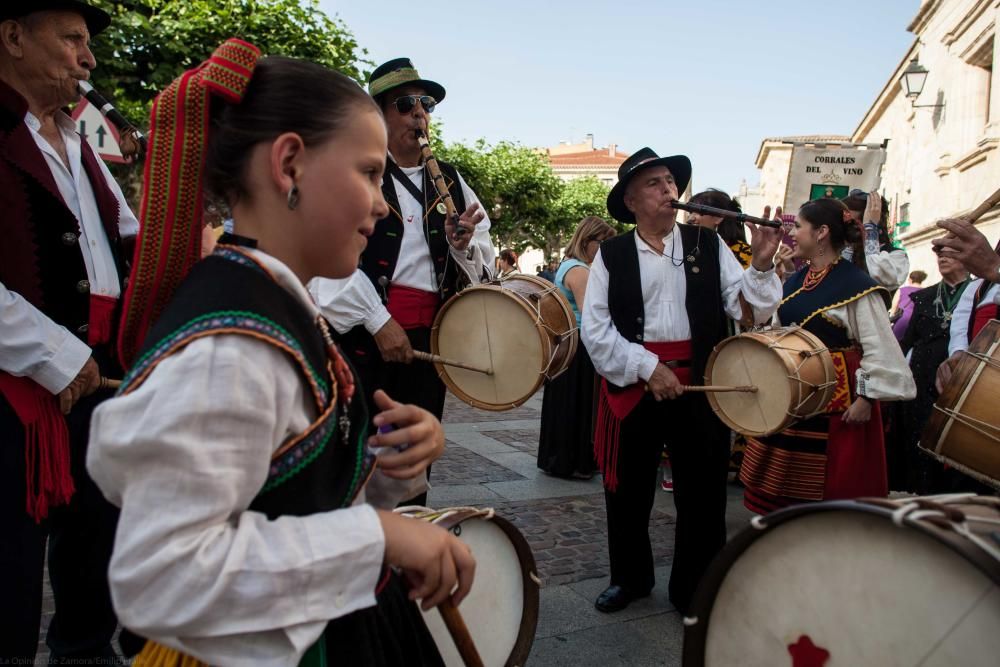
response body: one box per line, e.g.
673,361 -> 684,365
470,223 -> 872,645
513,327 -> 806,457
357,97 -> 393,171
704,327 -> 837,437
920,319 -> 1000,489
431,275 -> 577,411
397,507 -> 540,667
684,495 -> 1000,666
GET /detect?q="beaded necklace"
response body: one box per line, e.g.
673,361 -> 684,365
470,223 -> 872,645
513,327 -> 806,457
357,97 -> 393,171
801,260 -> 835,291
932,277 -> 971,330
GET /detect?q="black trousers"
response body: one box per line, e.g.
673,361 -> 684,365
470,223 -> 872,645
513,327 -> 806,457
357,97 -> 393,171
0,388 -> 119,662
338,325 -> 446,505
604,391 -> 730,614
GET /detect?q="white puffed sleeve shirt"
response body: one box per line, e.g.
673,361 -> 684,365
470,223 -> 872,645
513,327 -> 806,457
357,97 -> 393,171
87,250 -> 423,667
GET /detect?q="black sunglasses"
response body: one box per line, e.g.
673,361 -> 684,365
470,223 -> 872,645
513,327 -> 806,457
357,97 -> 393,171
393,95 -> 437,114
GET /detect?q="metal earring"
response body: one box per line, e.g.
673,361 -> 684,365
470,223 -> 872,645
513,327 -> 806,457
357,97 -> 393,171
287,184 -> 299,210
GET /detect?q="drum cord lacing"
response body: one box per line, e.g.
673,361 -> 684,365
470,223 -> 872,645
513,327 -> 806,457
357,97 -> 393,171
932,406 -> 1000,444
518,284 -> 576,380
886,496 -> 1000,563
768,336 -> 838,419
962,350 -> 1000,371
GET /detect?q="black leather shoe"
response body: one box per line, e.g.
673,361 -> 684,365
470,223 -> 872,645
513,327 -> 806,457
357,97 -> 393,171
594,585 -> 649,613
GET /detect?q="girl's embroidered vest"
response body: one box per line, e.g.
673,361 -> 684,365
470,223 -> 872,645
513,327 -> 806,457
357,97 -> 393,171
779,259 -> 885,350
600,226 -> 728,389
118,249 -> 374,515
359,160 -> 469,305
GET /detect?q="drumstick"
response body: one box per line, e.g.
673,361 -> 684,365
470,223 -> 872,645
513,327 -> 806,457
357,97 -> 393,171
413,350 -> 493,375
438,600 -> 485,667
683,385 -> 758,393
99,377 -> 122,390
644,384 -> 758,393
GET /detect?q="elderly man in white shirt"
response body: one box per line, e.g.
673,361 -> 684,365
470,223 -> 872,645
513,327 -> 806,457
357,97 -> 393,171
581,148 -> 782,616
310,59 -> 493,504
0,1 -> 138,662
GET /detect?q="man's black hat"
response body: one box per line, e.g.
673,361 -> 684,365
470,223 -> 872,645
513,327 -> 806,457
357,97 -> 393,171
1,1 -> 112,36
368,57 -> 446,105
607,147 -> 692,224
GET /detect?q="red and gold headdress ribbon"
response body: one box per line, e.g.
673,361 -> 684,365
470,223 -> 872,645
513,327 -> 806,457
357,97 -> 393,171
118,38 -> 262,367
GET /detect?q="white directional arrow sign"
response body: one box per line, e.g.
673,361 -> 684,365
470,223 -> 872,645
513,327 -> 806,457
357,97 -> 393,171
70,97 -> 126,164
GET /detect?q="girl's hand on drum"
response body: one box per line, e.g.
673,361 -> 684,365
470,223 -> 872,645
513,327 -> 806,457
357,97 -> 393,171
370,390 -> 445,479
378,510 -> 476,610
841,396 -> 872,424
647,363 -> 684,400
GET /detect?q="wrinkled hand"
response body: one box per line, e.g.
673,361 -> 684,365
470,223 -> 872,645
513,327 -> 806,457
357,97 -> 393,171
932,218 -> 1000,279
373,318 -> 413,363
378,510 -> 476,610
864,191 -> 883,225
841,397 -> 872,424
369,390 -> 445,480
447,202 -> 485,252
935,350 -> 963,394
647,363 -> 684,401
58,356 -> 100,414
748,205 -> 783,272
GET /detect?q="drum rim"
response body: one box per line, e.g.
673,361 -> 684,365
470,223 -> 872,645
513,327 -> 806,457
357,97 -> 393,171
681,498 -> 1000,667
919,318 -> 999,458
437,512 -> 540,666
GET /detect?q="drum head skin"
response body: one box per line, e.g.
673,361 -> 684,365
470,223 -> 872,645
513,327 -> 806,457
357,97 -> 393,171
708,336 -> 793,436
420,517 -> 539,667
684,502 -> 1000,666
434,287 -> 546,410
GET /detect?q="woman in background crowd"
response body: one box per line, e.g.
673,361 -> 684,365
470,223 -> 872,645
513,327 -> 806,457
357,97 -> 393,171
497,248 -> 519,279
537,216 -> 616,479
891,269 -> 928,341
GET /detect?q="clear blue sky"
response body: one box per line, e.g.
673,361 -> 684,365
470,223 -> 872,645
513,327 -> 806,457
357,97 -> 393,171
322,0 -> 917,195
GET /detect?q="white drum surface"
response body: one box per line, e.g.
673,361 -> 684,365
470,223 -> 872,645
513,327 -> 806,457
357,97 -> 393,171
704,512 -> 1000,666
710,337 -> 793,435
422,519 -> 526,667
436,289 -> 544,406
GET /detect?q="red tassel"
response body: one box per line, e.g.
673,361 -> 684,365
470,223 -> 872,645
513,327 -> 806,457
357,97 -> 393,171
594,382 -> 623,491
0,373 -> 75,522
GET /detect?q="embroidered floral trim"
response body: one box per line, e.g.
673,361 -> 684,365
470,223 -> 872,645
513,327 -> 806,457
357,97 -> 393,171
119,310 -> 329,406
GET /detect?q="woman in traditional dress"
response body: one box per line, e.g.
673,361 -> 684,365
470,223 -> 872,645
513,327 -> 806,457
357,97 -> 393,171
537,216 -> 616,479
740,197 -> 916,514
841,190 -> 910,293
86,42 -> 472,666
686,189 -> 752,269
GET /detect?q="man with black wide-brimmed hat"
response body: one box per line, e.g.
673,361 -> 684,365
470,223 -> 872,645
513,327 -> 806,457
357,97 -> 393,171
581,148 -> 783,614
0,1 -> 137,661
311,58 -> 494,504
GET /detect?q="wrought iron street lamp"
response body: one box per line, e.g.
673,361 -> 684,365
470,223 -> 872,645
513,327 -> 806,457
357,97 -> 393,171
901,56 -> 944,109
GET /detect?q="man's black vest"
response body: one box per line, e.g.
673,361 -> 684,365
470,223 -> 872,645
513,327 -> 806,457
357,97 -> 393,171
600,226 -> 728,389
358,159 -> 468,303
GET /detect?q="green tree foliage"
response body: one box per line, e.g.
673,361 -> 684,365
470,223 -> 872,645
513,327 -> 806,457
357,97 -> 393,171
432,129 -> 612,257
88,0 -> 369,123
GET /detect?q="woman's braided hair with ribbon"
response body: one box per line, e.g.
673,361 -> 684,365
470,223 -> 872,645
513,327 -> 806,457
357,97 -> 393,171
118,39 -> 262,367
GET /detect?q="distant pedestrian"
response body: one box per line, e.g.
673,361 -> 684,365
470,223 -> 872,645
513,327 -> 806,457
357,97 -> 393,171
538,216 -> 615,479
891,270 -> 927,340
497,248 -> 519,279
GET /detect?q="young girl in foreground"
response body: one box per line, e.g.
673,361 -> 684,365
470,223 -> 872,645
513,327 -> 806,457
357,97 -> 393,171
87,41 -> 471,666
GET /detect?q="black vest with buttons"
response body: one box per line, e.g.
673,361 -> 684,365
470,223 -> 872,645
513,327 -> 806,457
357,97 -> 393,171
600,226 -> 728,390
358,159 -> 468,303
0,80 -> 127,346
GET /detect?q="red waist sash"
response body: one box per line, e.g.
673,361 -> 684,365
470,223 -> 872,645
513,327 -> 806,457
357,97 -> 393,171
386,284 -> 440,330
595,340 -> 692,491
970,303 -> 998,343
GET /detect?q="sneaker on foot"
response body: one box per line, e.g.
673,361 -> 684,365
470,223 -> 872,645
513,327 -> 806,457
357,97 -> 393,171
661,478 -> 673,492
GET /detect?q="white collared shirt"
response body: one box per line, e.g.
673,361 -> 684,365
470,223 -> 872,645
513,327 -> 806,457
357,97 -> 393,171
0,111 -> 139,392
948,278 -> 999,356
88,249 -> 421,667
308,162 -> 495,335
582,229 -> 783,387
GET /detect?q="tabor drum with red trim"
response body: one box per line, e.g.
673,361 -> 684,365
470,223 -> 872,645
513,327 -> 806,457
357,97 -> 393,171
683,495 -> 1000,666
